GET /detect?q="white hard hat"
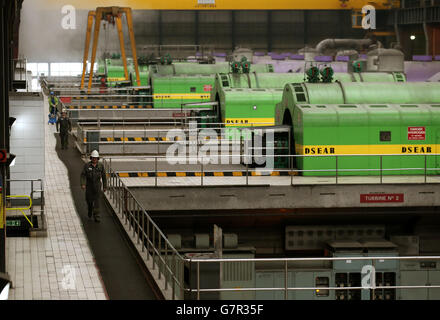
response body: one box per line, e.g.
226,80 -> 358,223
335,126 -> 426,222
62,109 -> 67,113
91,150 -> 99,158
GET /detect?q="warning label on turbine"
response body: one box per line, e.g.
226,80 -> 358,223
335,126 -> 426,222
408,127 -> 425,140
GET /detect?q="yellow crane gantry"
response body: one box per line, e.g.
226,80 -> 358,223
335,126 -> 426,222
80,6 -> 141,91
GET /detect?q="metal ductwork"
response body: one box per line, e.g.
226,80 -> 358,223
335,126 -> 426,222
316,38 -> 382,55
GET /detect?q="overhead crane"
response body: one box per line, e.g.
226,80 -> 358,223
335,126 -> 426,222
80,7 -> 141,91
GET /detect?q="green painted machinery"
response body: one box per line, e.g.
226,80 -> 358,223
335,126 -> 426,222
148,62 -> 274,109
97,59 -> 106,75
148,61 -> 273,77
151,75 -> 215,109
211,71 -> 406,130
129,66 -> 149,86
275,82 -> 440,176
103,58 -> 149,87
217,88 -> 284,127
212,71 -> 405,95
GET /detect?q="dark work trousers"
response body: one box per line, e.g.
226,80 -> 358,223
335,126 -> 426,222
60,133 -> 68,149
86,188 -> 101,219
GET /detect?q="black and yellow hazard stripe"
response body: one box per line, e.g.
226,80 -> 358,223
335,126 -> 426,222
67,105 -> 153,109
83,136 -> 182,143
83,136 -> 231,143
113,171 -> 297,178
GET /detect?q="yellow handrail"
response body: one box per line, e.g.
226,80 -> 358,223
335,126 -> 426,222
6,195 -> 33,228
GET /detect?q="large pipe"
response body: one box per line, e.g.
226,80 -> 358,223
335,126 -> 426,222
316,38 -> 382,55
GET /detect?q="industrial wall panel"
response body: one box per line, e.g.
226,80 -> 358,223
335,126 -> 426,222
199,11 -> 231,23
234,11 -> 268,23
9,94 -> 45,198
294,272 -> 314,300
271,23 -> 304,35
271,11 -> 305,23
428,271 -> 440,300
399,271 -> 428,300
308,10 -> 342,23
255,271 -> 291,300
162,11 -> 196,23
221,252 -> 256,300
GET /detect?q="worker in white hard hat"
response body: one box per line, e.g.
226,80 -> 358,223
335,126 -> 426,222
56,109 -> 72,149
80,150 -> 107,222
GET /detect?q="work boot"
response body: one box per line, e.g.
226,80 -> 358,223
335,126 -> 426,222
94,211 -> 101,223
88,209 -> 93,220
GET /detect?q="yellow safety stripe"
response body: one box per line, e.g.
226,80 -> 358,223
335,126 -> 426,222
225,118 -> 275,127
153,93 -> 211,100
296,144 -> 440,155
115,171 -> 297,177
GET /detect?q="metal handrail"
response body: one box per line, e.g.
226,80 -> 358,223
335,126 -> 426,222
6,179 -> 45,230
107,153 -> 440,186
103,159 -> 186,299
103,157 -> 440,300
105,152 -> 440,159
188,255 -> 440,299
6,195 -> 33,227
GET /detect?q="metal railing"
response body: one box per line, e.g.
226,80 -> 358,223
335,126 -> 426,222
6,195 -> 33,227
76,123 -> 275,156
103,160 -> 186,299
6,179 -> 45,230
102,158 -> 440,300
76,123 -> 240,140
188,255 -> 440,300
105,153 -> 440,186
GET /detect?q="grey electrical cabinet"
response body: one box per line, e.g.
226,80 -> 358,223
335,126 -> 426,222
184,253 -> 220,300
255,270 -> 334,300
400,260 -> 440,300
221,251 -> 255,300
329,240 -> 399,301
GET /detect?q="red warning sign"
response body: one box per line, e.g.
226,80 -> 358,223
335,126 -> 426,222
0,150 -> 6,163
408,127 -> 425,140
360,193 -> 404,203
172,112 -> 191,118
60,97 -> 72,104
203,84 -> 212,92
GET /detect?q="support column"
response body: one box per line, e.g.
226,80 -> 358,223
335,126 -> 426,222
195,10 -> 199,46
116,16 -> 129,81
80,11 -> 95,90
231,10 -> 236,50
158,11 -> 163,46
423,7 -> 429,55
425,23 -> 440,56
394,10 -> 401,47
267,11 -> 272,52
303,10 -> 308,47
0,0 -> 11,274
87,8 -> 102,91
